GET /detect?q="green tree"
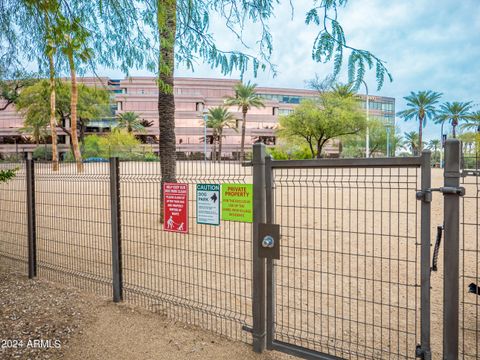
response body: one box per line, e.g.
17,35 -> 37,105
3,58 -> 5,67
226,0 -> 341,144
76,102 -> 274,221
342,120 -> 398,157
404,131 -> 421,156
458,132 -> 477,154
461,110 -> 480,132
206,107 -> 237,162
435,101 -> 473,138
20,116 -> 49,146
278,94 -> 366,158
427,139 -> 441,164
116,112 -> 145,133
397,90 -> 442,153
224,82 -> 265,161
16,80 -> 110,151
0,70 -> 36,111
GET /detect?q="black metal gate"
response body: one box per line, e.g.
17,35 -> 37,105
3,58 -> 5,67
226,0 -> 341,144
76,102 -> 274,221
251,144 -> 433,359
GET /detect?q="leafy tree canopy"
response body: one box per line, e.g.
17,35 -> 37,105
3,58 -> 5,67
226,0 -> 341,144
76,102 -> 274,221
277,91 -> 366,158
15,79 -> 111,126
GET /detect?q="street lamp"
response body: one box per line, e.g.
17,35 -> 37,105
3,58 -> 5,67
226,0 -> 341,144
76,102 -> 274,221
203,108 -> 208,162
361,80 -> 370,158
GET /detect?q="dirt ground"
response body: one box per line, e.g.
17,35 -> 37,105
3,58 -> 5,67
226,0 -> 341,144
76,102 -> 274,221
0,262 -> 288,360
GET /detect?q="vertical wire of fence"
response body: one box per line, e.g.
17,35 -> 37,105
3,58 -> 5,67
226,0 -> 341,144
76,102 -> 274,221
0,161 -> 28,273
34,161 -> 112,297
119,160 -> 253,342
270,164 -> 421,359
460,152 -> 480,359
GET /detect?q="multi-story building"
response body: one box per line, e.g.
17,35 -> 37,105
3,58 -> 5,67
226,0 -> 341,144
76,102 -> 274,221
0,76 -> 395,157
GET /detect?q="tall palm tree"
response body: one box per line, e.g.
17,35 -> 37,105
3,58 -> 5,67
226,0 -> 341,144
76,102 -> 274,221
397,90 -> 442,153
117,112 -> 145,133
404,131 -> 420,156
224,81 -> 265,161
435,101 -> 473,138
56,16 -> 92,172
206,107 -> 237,162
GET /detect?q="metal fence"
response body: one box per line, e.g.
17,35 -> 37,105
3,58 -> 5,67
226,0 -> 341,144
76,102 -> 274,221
119,160 -> 253,341
0,142 -> 478,360
0,161 -> 27,272
461,154 -> 480,360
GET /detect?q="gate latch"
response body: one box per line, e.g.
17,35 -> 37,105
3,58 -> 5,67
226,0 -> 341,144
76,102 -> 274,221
416,187 -> 465,202
258,223 -> 280,259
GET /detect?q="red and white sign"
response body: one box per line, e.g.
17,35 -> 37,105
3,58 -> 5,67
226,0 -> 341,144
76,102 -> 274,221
163,183 -> 189,233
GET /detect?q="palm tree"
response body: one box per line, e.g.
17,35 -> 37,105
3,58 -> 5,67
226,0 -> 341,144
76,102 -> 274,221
56,16 -> 92,172
461,110 -> 480,132
435,101 -> 473,138
332,83 -> 356,98
397,90 -> 442,153
206,107 -> 237,162
427,139 -> 441,164
224,81 -> 265,161
404,131 -> 420,156
117,112 -> 145,133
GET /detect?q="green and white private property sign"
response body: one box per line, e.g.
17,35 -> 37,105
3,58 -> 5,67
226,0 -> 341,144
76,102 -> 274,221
196,184 -> 220,225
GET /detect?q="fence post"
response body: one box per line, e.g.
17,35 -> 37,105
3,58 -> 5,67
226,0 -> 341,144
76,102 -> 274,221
252,143 -> 266,353
443,139 -> 461,360
110,157 -> 123,302
26,155 -> 36,279
419,150 -> 432,360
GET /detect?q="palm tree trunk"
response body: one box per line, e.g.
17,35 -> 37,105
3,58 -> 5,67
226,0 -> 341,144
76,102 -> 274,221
452,119 -> 457,138
218,129 -> 223,163
157,0 -> 177,221
67,52 -> 83,172
48,53 -> 58,171
240,108 -> 247,161
418,116 -> 423,153
212,136 -> 216,162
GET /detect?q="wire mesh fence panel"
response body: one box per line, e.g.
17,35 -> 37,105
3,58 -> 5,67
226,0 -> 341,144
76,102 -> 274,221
0,162 -> 28,272
271,166 -> 421,359
119,160 -> 253,342
461,156 -> 480,360
34,162 -> 112,297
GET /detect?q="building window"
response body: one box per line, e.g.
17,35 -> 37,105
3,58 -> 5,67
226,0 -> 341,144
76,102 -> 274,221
196,102 -> 204,112
272,107 -> 279,116
117,101 -> 122,111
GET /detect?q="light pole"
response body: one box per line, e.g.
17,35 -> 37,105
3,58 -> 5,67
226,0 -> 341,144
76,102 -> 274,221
361,80 -> 370,158
386,125 -> 391,158
440,120 -> 446,168
203,108 -> 208,162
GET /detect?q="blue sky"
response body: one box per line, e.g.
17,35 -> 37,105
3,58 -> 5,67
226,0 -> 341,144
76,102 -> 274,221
96,0 -> 480,141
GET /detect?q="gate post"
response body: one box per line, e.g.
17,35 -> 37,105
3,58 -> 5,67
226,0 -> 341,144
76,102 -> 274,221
443,139 -> 461,360
252,143 -> 266,353
26,155 -> 37,279
418,150 -> 432,360
110,157 -> 123,302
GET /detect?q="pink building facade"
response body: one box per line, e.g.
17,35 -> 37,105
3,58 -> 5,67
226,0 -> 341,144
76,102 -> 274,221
0,77 -> 395,157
